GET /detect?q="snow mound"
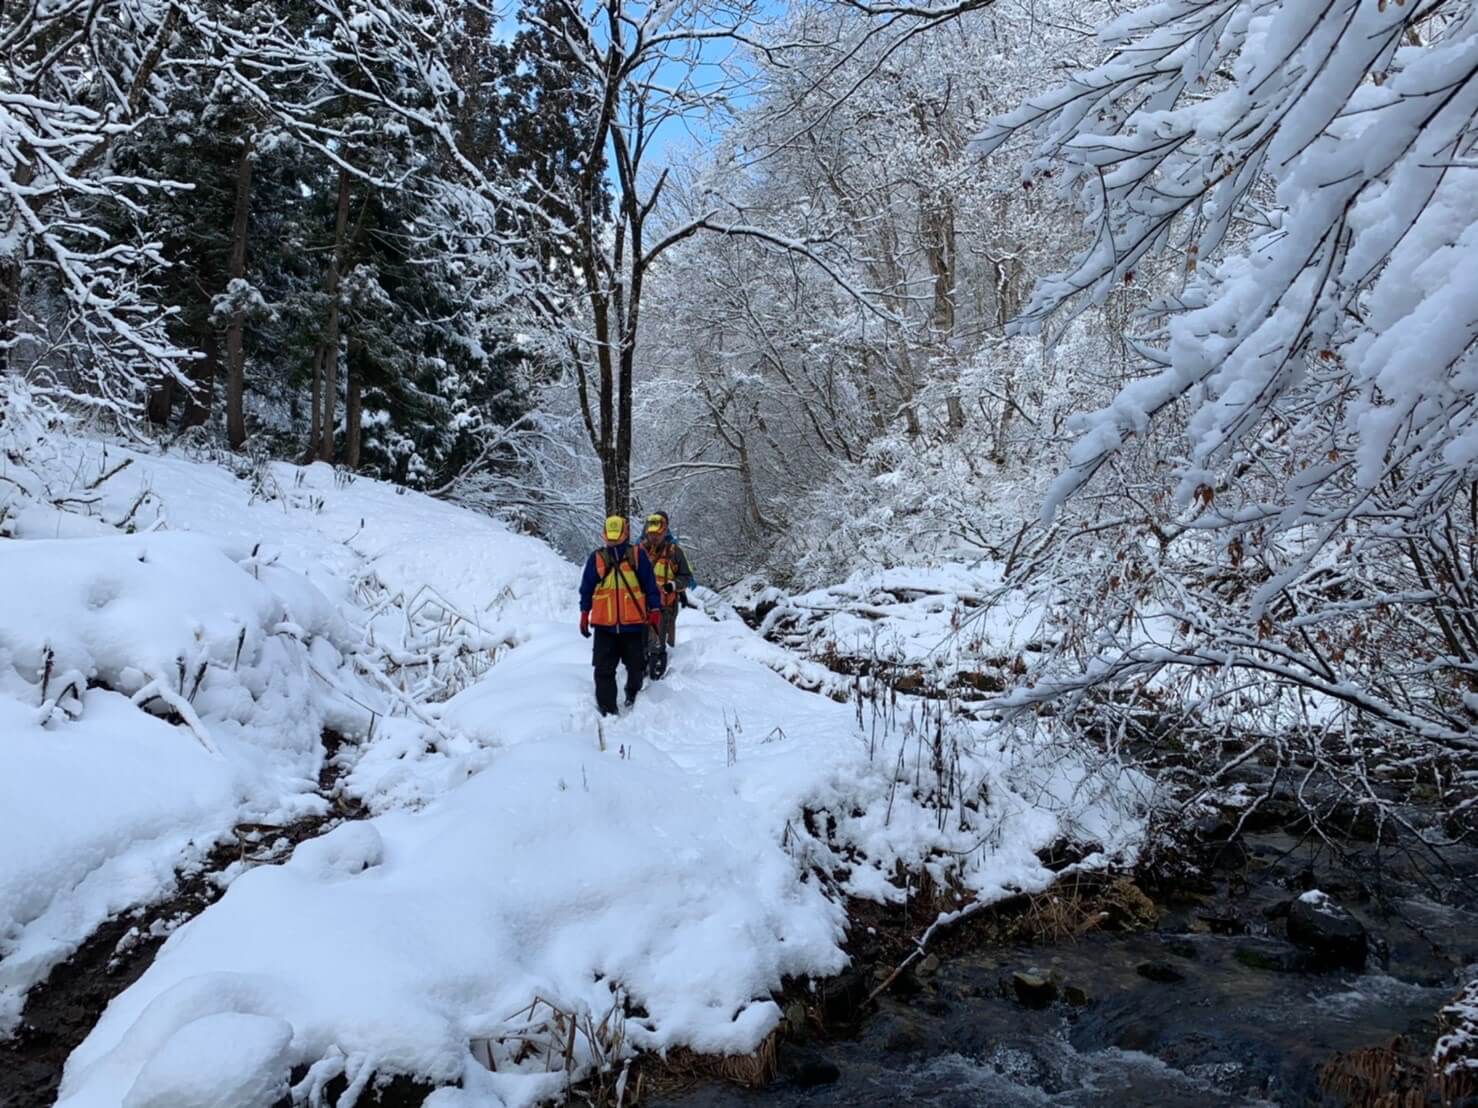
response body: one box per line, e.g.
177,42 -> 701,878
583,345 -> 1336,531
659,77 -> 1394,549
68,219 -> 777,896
0,533 -> 350,1032
121,1012 -> 292,1108
286,822 -> 383,881
0,433 -> 573,1034
57,738 -> 849,1107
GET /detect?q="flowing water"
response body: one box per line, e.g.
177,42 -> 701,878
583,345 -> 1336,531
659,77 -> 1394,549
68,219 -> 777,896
663,821 -> 1478,1107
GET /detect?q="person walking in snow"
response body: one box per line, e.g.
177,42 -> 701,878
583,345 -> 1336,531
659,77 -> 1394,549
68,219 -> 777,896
580,515 -> 664,716
641,511 -> 694,651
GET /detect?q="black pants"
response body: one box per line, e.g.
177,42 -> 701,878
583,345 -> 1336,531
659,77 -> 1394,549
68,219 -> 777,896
592,629 -> 645,715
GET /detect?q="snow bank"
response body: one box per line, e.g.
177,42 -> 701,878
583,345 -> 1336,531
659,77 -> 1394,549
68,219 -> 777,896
1436,975 -> 1478,1094
58,737 -> 848,1108
751,562 -> 1046,692
0,431 -> 1145,1106
0,532 -> 345,1032
59,574 -> 1142,1106
0,436 -> 570,1035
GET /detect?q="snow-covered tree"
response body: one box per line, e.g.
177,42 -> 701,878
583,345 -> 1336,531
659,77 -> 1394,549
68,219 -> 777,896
1,0 -> 200,420
627,2 -> 1123,581
977,0 -> 1478,815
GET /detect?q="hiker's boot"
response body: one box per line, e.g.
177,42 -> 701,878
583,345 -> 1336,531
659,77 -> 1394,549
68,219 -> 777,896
624,691 -> 638,709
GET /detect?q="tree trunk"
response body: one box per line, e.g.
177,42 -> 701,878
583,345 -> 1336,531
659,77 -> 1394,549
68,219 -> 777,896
991,363 -> 1017,466
989,251 -> 1027,465
345,337 -> 363,469
736,437 -> 771,532
147,378 -> 175,427
614,341 -> 634,515
307,343 -> 323,464
317,166 -> 352,463
601,448 -> 620,520
924,201 -> 963,431
179,335 -> 218,430
0,160 -> 36,377
225,140 -> 253,450
0,258 -> 20,380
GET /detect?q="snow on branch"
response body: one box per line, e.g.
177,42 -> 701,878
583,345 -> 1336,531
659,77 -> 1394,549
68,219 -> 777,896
978,0 -> 1478,522
969,0 -> 1478,822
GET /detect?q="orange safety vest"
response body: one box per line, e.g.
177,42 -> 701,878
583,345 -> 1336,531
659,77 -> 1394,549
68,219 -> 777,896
646,540 -> 680,608
590,547 -> 648,628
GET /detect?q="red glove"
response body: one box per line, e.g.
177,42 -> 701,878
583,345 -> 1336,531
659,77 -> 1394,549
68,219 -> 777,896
580,612 -> 591,638
648,609 -> 662,630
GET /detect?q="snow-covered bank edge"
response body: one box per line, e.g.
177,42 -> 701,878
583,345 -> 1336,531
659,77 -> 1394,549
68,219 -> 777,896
0,424 -> 1151,1108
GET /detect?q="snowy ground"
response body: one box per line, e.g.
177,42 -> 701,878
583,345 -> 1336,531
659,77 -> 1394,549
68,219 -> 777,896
731,562 -> 1047,698
0,430 -> 1146,1107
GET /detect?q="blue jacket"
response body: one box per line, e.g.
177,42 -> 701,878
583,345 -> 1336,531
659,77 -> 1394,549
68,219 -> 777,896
579,542 -> 662,632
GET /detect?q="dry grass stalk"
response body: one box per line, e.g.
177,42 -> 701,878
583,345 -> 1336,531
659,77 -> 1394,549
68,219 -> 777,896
1319,1037 -> 1431,1107
640,1030 -> 779,1098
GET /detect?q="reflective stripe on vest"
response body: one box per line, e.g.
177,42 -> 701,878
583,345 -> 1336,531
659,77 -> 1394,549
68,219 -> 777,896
647,542 -> 679,607
591,549 -> 647,628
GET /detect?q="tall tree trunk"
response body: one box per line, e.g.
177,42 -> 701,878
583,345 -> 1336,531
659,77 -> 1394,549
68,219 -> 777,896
317,166 -> 352,463
179,334 -> 218,429
0,257 -> 20,380
924,201 -> 963,431
147,377 -> 175,427
736,437 -> 771,532
991,364 -> 1017,466
614,342 -> 634,514
0,160 -> 36,377
989,252 -> 1026,465
225,140 -> 253,450
345,336 -> 363,469
307,343 -> 323,464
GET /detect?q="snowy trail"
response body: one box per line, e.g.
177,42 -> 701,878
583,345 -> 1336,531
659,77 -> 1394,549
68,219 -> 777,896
0,440 -> 1142,1108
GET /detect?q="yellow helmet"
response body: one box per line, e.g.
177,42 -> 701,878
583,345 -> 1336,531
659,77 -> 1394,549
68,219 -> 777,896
603,515 -> 628,542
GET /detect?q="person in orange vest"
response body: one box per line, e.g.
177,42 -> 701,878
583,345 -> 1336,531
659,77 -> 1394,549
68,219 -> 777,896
641,511 -> 694,652
579,515 -> 663,715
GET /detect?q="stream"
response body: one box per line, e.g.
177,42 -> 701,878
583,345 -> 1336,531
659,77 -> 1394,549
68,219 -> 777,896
663,816 -> 1478,1107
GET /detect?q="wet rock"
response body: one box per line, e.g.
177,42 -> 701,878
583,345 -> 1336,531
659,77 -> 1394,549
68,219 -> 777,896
1263,897 -> 1294,920
1161,936 -> 1198,960
1063,984 -> 1091,1007
1234,938 -> 1308,973
1287,890 -> 1367,969
874,1013 -> 926,1054
1327,802 -> 1390,844
1037,837 -> 1102,871
1157,910 -> 1197,934
1136,959 -> 1185,984
917,954 -> 941,978
1240,798 -> 1299,833
1114,1021 -> 1158,1052
1194,813 -> 1235,841
777,1044 -> 840,1087
1209,839 -> 1250,870
818,967 -> 871,1025
1195,912 -> 1247,935
915,997 -> 949,1017
1012,971 -> 1057,1008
